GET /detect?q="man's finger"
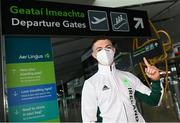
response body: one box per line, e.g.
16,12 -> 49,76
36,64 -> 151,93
143,57 -> 151,67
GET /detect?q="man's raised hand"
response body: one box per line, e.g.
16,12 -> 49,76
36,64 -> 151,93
143,57 -> 160,81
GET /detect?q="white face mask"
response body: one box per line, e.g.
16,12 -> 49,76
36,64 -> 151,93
96,48 -> 115,66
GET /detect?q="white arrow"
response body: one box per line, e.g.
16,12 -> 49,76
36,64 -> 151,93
13,91 -> 18,96
12,69 -> 16,75
15,110 -> 19,115
155,42 -> 158,47
134,17 -> 144,29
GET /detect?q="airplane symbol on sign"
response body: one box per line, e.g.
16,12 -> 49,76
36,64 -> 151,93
91,17 -> 106,24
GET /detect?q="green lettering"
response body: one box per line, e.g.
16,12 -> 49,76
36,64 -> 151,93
43,7 -> 85,18
10,5 -> 43,15
19,8 -> 25,14
31,8 -> 35,15
32,9 -> 41,15
63,11 -> 67,17
48,10 -> 57,16
10,5 -> 18,14
25,9 -> 31,15
57,11 -> 62,16
45,8 -> 48,15
68,12 -> 72,17
41,8 -> 43,15
80,12 -> 85,18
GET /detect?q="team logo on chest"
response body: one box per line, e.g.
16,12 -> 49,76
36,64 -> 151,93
122,78 -> 130,87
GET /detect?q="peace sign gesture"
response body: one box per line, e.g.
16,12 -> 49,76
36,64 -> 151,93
143,57 -> 160,81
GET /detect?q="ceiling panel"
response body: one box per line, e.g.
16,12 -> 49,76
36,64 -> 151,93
127,2 -> 173,19
151,0 -> 180,21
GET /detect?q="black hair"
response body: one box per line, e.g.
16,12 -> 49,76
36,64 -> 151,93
91,36 -> 113,48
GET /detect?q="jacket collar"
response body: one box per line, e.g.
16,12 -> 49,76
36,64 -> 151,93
98,62 -> 116,74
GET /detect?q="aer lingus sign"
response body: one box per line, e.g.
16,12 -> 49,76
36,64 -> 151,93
5,36 -> 60,122
1,0 -> 151,36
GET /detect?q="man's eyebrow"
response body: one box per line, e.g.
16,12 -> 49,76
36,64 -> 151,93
95,44 -> 112,50
95,47 -> 102,50
105,44 -> 112,47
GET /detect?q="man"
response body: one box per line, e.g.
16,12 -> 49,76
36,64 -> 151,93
81,37 -> 163,123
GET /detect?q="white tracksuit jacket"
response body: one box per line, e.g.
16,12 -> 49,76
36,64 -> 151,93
81,63 -> 163,123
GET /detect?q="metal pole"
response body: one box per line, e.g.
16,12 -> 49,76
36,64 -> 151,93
0,0 -> 7,121
61,80 -> 68,119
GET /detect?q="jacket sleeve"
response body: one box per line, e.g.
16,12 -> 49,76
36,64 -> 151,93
81,80 -> 98,123
134,76 -> 164,106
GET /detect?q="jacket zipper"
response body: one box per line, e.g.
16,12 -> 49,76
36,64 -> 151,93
110,71 -> 129,122
110,65 -> 112,71
123,102 -> 129,122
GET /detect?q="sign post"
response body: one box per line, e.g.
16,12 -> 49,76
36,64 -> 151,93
5,37 -> 60,122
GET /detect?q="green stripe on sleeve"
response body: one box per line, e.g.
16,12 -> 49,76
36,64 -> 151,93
135,80 -> 163,106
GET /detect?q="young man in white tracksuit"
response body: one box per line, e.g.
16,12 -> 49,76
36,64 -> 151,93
81,37 -> 163,123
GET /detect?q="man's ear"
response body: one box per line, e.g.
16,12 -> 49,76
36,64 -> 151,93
113,47 -> 116,53
92,52 -> 96,59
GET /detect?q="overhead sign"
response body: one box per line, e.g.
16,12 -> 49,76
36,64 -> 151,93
2,0 -> 151,36
132,39 -> 163,64
5,37 -> 60,122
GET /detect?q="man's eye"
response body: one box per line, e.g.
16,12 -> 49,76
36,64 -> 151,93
97,49 -> 102,52
106,46 -> 112,49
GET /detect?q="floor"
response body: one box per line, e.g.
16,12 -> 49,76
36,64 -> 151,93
142,96 -> 180,122
58,96 -> 180,122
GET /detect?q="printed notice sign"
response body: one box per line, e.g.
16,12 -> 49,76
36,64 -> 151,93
5,36 -> 60,122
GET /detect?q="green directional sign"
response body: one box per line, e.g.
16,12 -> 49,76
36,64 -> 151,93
5,36 -> 60,122
2,0 -> 151,37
